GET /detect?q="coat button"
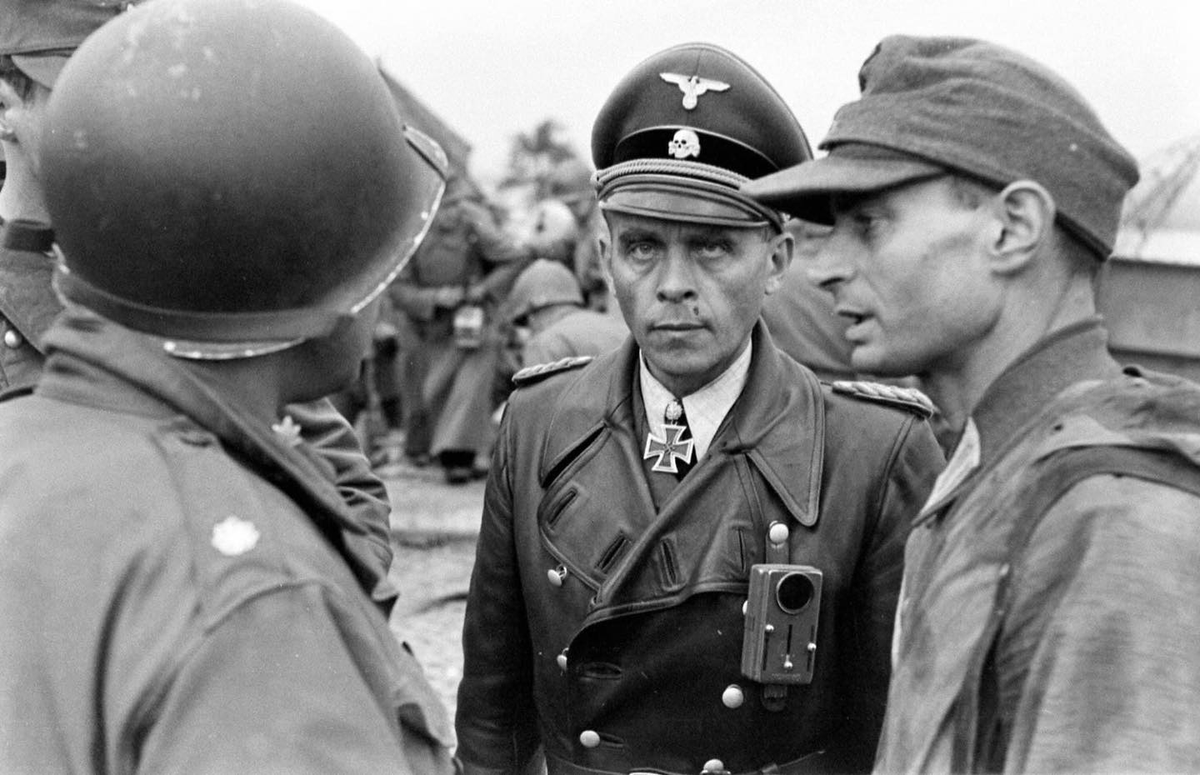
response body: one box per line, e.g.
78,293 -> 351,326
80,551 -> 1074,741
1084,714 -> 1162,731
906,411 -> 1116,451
579,730 -> 600,748
702,758 -> 726,773
547,565 -> 567,587
3,329 -> 22,349
556,649 -> 569,670
721,684 -> 744,709
768,521 -> 789,544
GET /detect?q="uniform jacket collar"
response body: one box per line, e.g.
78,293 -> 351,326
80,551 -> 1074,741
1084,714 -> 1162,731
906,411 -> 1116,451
967,317 -> 1121,471
0,222 -> 61,350
36,306 -> 382,597
537,322 -> 824,530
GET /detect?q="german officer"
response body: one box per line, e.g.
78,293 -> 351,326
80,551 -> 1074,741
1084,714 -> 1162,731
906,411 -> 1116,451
746,35 -> 1200,772
456,42 -> 945,775
0,0 -> 454,770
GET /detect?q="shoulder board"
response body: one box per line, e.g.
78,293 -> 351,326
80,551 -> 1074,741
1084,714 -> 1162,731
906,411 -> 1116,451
512,355 -> 593,387
831,380 -> 935,419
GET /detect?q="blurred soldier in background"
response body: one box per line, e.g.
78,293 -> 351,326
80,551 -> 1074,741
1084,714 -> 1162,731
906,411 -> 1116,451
748,34 -> 1200,773
391,170 -> 532,483
0,0 -> 402,616
761,218 -> 856,382
544,158 -> 611,311
493,258 -> 627,406
456,42 -> 943,775
0,0 -> 456,770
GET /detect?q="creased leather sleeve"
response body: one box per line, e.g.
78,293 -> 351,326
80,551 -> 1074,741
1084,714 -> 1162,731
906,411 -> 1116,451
845,416 -> 943,770
455,409 -> 542,773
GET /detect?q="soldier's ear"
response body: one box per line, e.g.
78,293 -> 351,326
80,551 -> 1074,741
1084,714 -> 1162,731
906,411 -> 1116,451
987,180 -> 1055,276
597,228 -> 614,289
763,228 -> 794,296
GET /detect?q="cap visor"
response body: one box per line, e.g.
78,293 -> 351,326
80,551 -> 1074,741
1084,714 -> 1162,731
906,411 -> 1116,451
601,185 -> 770,229
11,53 -> 70,89
744,150 -> 945,225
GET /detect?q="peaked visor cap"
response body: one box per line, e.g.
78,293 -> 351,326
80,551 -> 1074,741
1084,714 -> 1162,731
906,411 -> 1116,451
591,42 -> 811,230
0,0 -> 128,88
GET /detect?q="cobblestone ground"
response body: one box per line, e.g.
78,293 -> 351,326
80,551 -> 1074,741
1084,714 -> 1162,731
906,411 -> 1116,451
382,460 -> 484,723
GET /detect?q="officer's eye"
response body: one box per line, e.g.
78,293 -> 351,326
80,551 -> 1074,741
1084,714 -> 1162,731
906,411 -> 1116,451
624,240 -> 661,264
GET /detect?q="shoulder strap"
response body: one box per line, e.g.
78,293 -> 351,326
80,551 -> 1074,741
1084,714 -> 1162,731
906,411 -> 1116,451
831,379 -> 935,418
960,444 -> 1200,771
512,355 -> 592,387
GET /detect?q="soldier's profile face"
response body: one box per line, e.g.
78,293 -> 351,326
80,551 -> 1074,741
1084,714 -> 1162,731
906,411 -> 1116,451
601,211 -> 789,395
811,177 -> 1001,377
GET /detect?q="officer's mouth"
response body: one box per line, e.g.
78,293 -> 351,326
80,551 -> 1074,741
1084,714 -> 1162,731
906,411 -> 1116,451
649,322 -> 705,334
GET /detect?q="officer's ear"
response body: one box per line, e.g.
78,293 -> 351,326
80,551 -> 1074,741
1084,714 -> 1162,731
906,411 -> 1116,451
597,222 -> 615,294
986,180 -> 1055,276
763,227 -> 794,296
0,79 -> 23,141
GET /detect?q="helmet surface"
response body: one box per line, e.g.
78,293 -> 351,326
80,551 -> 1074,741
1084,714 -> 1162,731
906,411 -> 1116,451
526,199 -> 578,252
43,0 -> 446,358
506,259 -> 583,323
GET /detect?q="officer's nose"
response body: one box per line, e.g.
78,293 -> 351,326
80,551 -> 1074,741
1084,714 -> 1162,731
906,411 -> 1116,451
656,246 -> 697,303
806,225 -> 856,291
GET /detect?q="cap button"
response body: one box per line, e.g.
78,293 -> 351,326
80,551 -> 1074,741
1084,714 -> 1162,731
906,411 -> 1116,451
721,684 -> 745,709
768,521 -> 789,544
3,329 -> 23,349
547,565 -> 568,587
702,758 -> 726,773
579,729 -> 600,748
556,649 -> 569,671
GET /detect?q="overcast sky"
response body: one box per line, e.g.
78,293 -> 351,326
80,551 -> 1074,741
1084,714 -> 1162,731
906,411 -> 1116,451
297,0 -> 1199,183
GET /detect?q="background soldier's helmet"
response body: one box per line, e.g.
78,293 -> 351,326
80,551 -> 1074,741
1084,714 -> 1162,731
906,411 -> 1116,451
42,0 -> 447,359
526,199 -> 578,252
506,259 -> 584,324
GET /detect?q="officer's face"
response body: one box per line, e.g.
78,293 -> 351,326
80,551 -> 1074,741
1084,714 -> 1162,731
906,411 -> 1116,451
808,176 -> 1001,378
601,212 -> 791,396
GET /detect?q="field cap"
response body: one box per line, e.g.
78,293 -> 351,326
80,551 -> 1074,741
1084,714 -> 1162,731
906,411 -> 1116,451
0,0 -> 129,89
744,35 -> 1139,258
592,42 -> 811,231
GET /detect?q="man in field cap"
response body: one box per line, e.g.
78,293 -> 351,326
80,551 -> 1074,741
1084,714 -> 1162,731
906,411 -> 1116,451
747,35 -> 1200,772
456,41 -> 943,775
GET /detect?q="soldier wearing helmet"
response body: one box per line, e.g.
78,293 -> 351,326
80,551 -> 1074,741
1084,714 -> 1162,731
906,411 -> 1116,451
0,0 -> 404,613
493,258 -> 627,406
456,42 -> 944,775
0,0 -> 455,771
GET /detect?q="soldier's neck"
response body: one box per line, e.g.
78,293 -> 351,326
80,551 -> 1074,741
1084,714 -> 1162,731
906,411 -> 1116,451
0,152 -> 51,224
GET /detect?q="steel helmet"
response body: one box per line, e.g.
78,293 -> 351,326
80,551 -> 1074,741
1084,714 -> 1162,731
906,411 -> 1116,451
42,0 -> 447,359
506,259 -> 583,324
526,198 -> 578,253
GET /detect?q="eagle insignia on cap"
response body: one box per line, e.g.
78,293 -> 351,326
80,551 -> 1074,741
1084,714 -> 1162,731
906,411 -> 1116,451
659,72 -> 730,110
668,129 -> 701,160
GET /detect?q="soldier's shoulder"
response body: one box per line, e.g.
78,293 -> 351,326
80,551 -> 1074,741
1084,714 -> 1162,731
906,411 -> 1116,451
512,355 -> 594,388
827,379 -> 936,419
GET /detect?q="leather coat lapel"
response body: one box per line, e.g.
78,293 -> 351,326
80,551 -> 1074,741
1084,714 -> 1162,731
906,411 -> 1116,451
536,323 -> 826,621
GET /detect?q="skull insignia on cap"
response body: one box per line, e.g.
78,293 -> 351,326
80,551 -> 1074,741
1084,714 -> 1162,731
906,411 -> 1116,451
668,129 -> 701,160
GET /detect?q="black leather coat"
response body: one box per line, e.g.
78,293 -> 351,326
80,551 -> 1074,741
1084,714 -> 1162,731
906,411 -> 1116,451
456,324 -> 943,774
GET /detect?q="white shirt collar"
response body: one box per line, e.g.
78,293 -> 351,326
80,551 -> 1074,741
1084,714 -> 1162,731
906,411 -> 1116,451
639,339 -> 753,461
